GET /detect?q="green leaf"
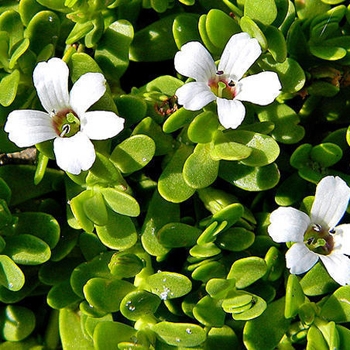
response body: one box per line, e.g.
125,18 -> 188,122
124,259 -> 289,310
0,10 -> 23,48
219,162 -> 280,191
204,9 -> 241,52
310,143 -> 342,167
260,55 -> 306,94
82,190 -> 108,226
188,111 -> 220,144
243,297 -> 291,349
228,257 -> 268,288
285,274 -> 306,318
157,222 -> 202,248
193,295 -> 225,327
264,25 -> 287,63
244,0 -> 278,25
152,322 -> 206,347
240,16 -> 268,50
163,107 -> 198,133
129,15 -> 178,62
158,144 -> 196,203
24,11 -> 60,55
211,131 -> 252,161
110,135 -> 156,175
141,189 -> 180,257
146,271 -> 192,300
95,20 -> 134,81
10,212 -> 60,249
95,210 -> 138,250
3,234 -> 51,265
120,289 -> 161,321
300,263 -> 338,296
84,278 -> 135,313
101,187 -> 140,217
93,321 -> 136,349
0,255 -> 24,291
183,143 -> 219,189
47,280 -> 81,309
1,305 -> 35,341
172,13 -> 201,49
59,309 -> 94,350
0,69 -> 20,106
320,286 -> 350,322
216,227 -> 255,252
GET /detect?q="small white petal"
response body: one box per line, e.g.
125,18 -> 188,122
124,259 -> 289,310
235,72 -> 281,105
53,132 -> 96,174
319,253 -> 350,286
268,207 -> 310,243
216,98 -> 245,129
218,32 -> 261,81
81,111 -> 125,140
176,82 -> 215,111
70,73 -> 106,116
333,224 -> 350,255
175,41 -> 216,82
5,110 -> 56,147
286,243 -> 319,274
33,58 -> 70,113
311,176 -> 350,229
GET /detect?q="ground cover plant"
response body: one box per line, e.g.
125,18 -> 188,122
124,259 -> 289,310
1,0 -> 350,349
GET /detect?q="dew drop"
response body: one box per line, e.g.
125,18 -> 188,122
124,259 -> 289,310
8,283 -> 13,289
175,338 -> 181,343
186,328 -> 192,334
142,157 -> 147,162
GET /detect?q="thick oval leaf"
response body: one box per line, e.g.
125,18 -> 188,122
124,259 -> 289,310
3,234 -> 51,265
0,255 -> 24,291
1,305 -> 36,341
101,187 -> 140,217
84,278 -> 135,313
219,162 -> 280,191
0,69 -> 20,106
157,222 -> 202,248
244,0 -> 278,25
96,211 -> 138,250
193,295 -> 225,327
24,11 -> 60,55
172,13 -> 201,49
183,143 -> 219,189
110,135 -> 155,175
146,271 -> 192,300
120,290 -> 161,321
158,144 -> 195,203
95,20 -> 134,81
129,15 -> 178,61
227,257 -> 267,288
152,321 -> 206,347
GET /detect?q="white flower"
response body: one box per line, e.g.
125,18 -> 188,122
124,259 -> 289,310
5,57 -> 125,175
174,32 -> 281,129
268,176 -> 350,286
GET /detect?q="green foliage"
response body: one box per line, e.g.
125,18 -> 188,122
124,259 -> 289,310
1,0 -> 350,348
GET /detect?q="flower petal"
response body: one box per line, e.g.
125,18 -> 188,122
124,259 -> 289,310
216,98 -> 245,129
319,253 -> 350,286
81,111 -> 125,140
333,224 -> 350,255
311,176 -> 350,229
174,41 -> 216,82
5,110 -> 56,147
268,207 -> 310,243
53,132 -> 96,174
218,32 -> 261,81
235,72 -> 281,105
70,73 -> 106,116
33,58 -> 70,113
176,82 -> 215,111
286,243 -> 319,274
